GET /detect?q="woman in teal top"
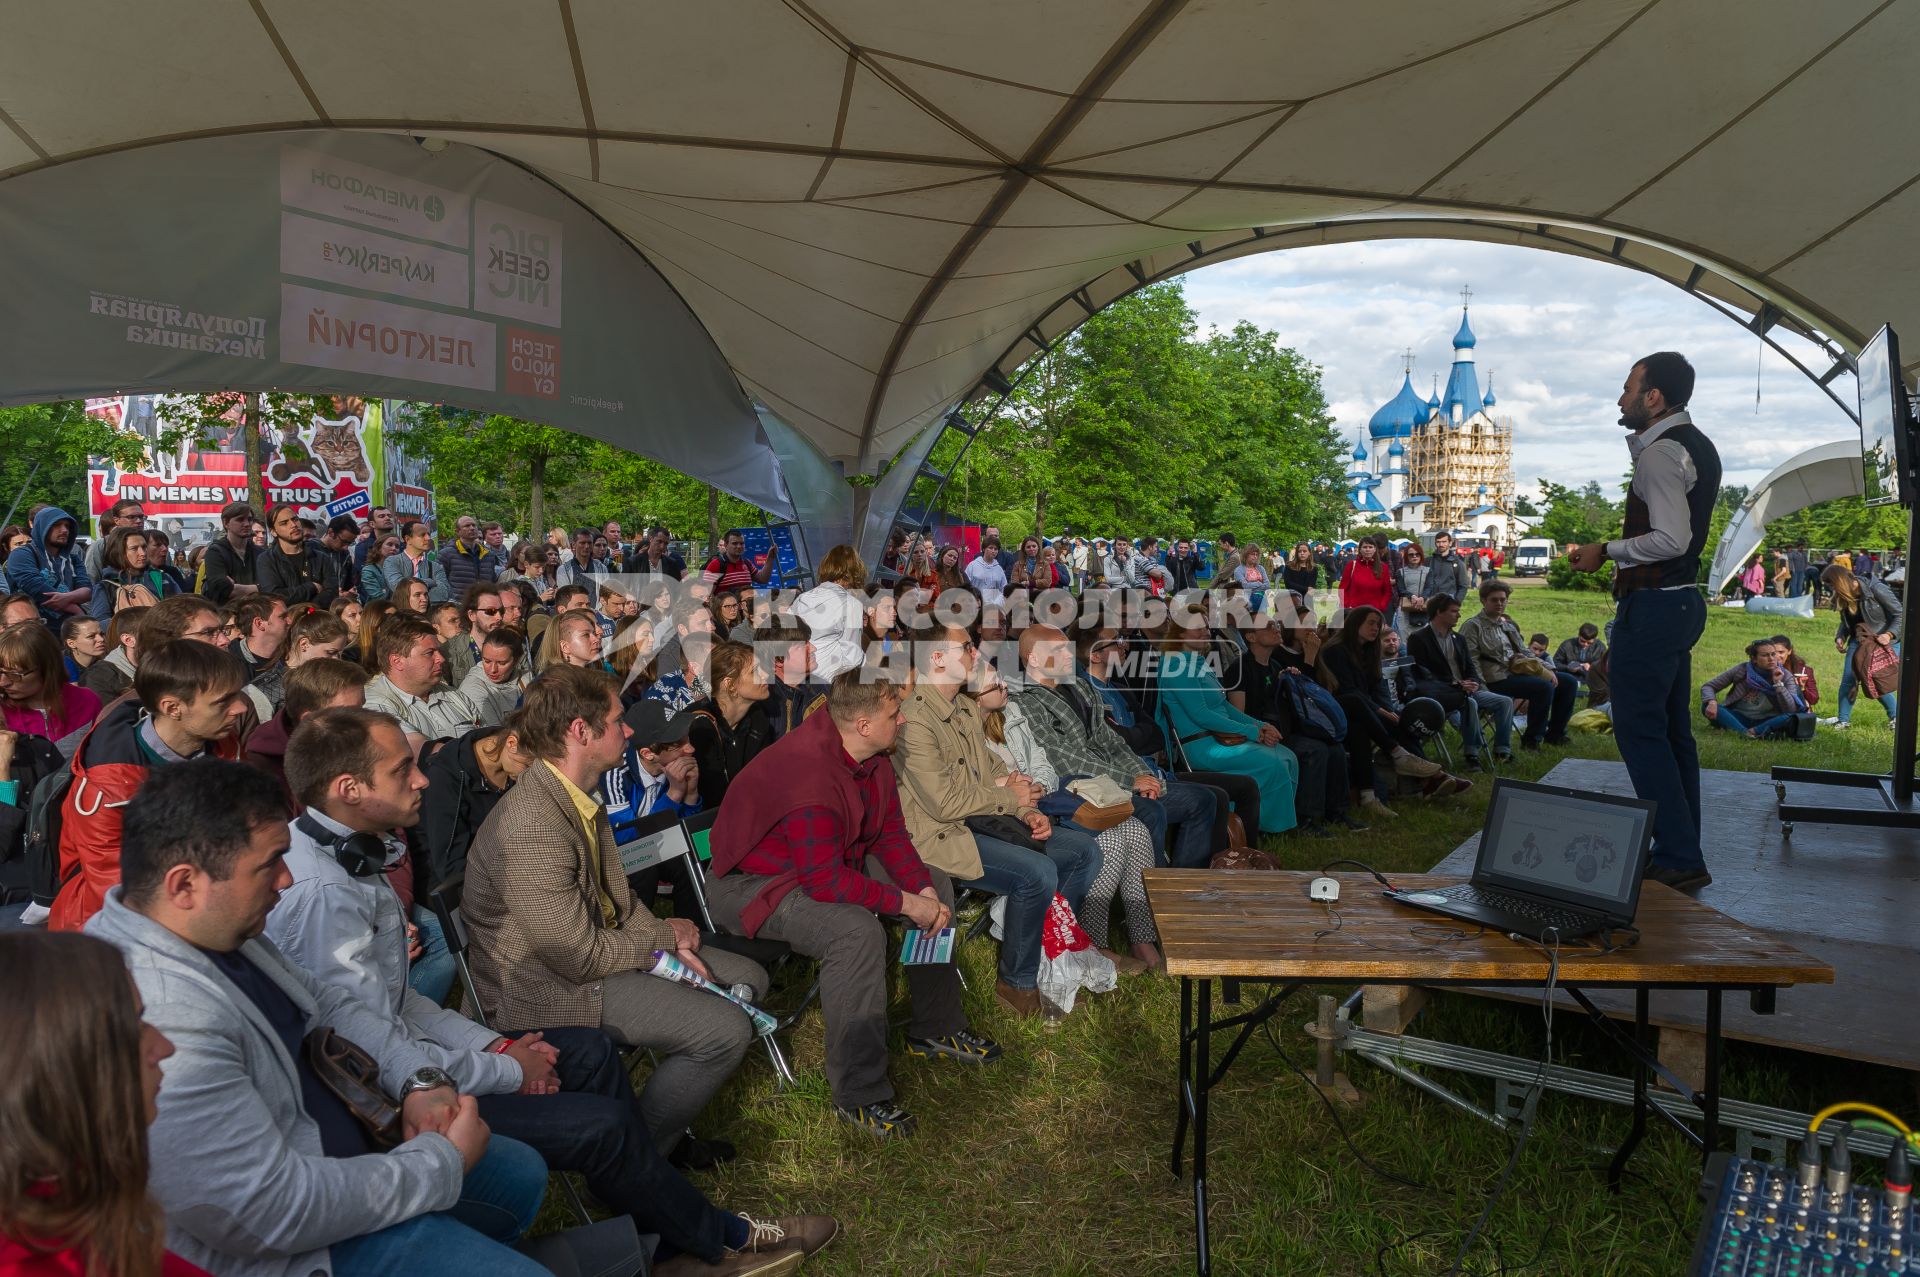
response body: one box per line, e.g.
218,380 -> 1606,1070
1156,630 -> 1298,834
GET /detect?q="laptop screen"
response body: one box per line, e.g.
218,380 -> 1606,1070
1474,779 -> 1656,918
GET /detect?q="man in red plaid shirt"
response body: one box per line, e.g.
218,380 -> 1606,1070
705,670 -> 1000,1139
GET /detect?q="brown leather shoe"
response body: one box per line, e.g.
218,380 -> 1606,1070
652,1246 -> 802,1276
738,1213 -> 839,1257
996,979 -> 1044,1017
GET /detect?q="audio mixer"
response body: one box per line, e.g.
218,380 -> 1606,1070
1691,1125 -> 1914,1277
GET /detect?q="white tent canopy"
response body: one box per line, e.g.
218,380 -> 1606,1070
3,0 -> 1913,511
1707,438 -> 1865,594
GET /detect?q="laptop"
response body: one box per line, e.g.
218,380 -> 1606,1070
1388,778 -> 1656,942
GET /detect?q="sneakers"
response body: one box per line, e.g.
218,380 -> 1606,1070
1831,719 -> 1851,730
1296,821 -> 1338,839
736,1213 -> 839,1258
1357,792 -> 1397,819
906,1028 -> 1004,1063
1466,754 -> 1495,773
1419,772 -> 1473,799
1335,812 -> 1371,832
1391,751 -> 1442,778
668,1133 -> 737,1171
836,1100 -> 917,1139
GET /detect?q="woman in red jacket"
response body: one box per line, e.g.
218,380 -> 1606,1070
1340,539 -> 1396,615
0,931 -> 210,1277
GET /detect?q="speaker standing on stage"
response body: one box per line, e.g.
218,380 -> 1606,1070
1566,352 -> 1722,893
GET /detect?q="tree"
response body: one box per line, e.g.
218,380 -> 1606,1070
948,281 -> 1341,546
0,401 -> 190,528
1513,494 -> 1539,517
1538,479 -> 1621,590
153,391 -> 337,510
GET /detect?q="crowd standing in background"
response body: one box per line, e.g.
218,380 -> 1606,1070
0,489 -> 1904,1277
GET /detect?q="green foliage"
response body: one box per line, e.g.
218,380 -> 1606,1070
947,282 -> 1346,543
1536,478 -> 1621,590
1759,494 -> 1908,552
0,401 -> 186,525
387,406 -> 767,547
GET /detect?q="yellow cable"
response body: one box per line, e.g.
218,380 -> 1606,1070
1811,1101 -> 1914,1138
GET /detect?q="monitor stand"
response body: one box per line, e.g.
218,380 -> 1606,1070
1770,489 -> 1920,833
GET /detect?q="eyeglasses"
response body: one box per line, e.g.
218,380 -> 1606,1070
476,606 -> 503,615
0,667 -> 34,682
181,625 -> 227,641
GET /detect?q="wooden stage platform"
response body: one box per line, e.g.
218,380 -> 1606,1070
1430,758 -> 1920,1075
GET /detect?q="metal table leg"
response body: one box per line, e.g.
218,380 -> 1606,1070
1194,976 -> 1212,1277
1608,986 -> 1651,1189
1172,976 -> 1192,1180
1702,989 -> 1722,1166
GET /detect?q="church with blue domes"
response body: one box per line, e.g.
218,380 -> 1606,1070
1346,292 -> 1516,539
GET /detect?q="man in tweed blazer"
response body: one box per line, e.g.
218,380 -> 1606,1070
462,666 -> 768,1160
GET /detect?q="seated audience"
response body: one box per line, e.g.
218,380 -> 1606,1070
362,616 -> 477,741
384,519 -> 452,603
1772,633 -> 1819,710
757,617 -> 824,739
0,593 -> 42,629
356,599 -> 399,672
1317,607 -> 1468,808
1552,622 -> 1611,707
707,670 -> 999,1138
84,759 -> 550,1277
0,930 -> 204,1277
81,604 -> 146,702
545,609 -> 608,674
1701,637 -> 1812,739
425,598 -> 461,640
49,639 -> 248,931
58,615 -> 103,684
255,502 -> 341,607
89,525 -> 174,622
7,507 -> 91,625
642,599 -> 716,712
601,701 -> 704,845
360,531 -> 401,602
1156,622 -> 1302,834
270,708 -> 835,1276
1078,621 -> 1256,854
416,714 -> 532,891
458,628 -> 528,729
1458,579 -> 1577,748
1408,593 -> 1516,768
0,620 -> 102,749
897,621 -> 1101,1018
1233,608 -> 1357,832
980,663 -> 1158,974
230,593 -> 291,713
685,639 -> 772,809
461,667 -> 768,1163
443,583 -> 505,689
244,657 -> 371,810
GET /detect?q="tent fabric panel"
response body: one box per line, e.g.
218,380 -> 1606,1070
835,61 -> 1003,164
1706,439 -> 1864,593
591,142 -> 827,203
262,0 -> 586,128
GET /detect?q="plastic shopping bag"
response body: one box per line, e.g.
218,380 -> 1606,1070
987,892 -> 1117,1015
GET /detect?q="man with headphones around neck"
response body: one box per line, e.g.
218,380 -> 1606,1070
268,706 -> 835,1275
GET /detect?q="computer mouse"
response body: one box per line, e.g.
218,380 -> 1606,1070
1308,876 -> 1340,902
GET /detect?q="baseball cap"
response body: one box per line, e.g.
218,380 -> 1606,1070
622,700 -> 694,744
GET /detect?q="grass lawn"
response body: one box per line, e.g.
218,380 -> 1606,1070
564,587 -> 1908,1275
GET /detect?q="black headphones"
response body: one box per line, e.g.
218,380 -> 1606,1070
296,814 -> 391,879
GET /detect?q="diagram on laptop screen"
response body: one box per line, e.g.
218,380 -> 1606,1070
1488,790 -> 1644,905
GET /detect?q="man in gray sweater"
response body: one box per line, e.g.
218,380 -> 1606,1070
87,758 -> 548,1277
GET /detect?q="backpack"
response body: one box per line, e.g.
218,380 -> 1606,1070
1280,669 -> 1347,744
23,765 -> 75,908
0,733 -> 67,904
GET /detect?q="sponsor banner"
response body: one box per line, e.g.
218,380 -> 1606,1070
475,199 -> 562,326
281,282 -> 496,392
326,489 -> 372,519
280,211 -> 469,309
389,483 -> 433,520
505,328 -> 560,399
280,144 -> 469,248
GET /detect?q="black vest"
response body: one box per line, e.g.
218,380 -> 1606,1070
1614,418 -> 1721,598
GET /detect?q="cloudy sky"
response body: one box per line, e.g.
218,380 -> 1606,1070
1178,239 -> 1861,498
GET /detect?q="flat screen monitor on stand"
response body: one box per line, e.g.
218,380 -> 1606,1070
1771,323 -> 1920,833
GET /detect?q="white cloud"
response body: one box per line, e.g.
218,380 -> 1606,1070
1179,239 -> 1860,496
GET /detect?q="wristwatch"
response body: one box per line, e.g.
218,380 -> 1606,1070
399,1066 -> 457,1100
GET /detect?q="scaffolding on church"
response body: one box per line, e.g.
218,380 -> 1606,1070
1407,412 -> 1515,532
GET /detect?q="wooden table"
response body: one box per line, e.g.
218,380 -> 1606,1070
1145,870 -> 1834,1277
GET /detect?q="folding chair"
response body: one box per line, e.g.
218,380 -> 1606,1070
617,810 -> 811,1090
426,875 -> 594,1228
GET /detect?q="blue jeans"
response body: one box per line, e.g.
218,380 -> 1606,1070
1487,673 -> 1577,745
330,1135 -> 549,1276
408,905 -> 456,1004
1453,688 -> 1515,758
1713,703 -> 1799,739
1130,785 -> 1217,869
1611,588 -> 1707,873
1836,638 -> 1901,724
966,829 -> 1101,989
